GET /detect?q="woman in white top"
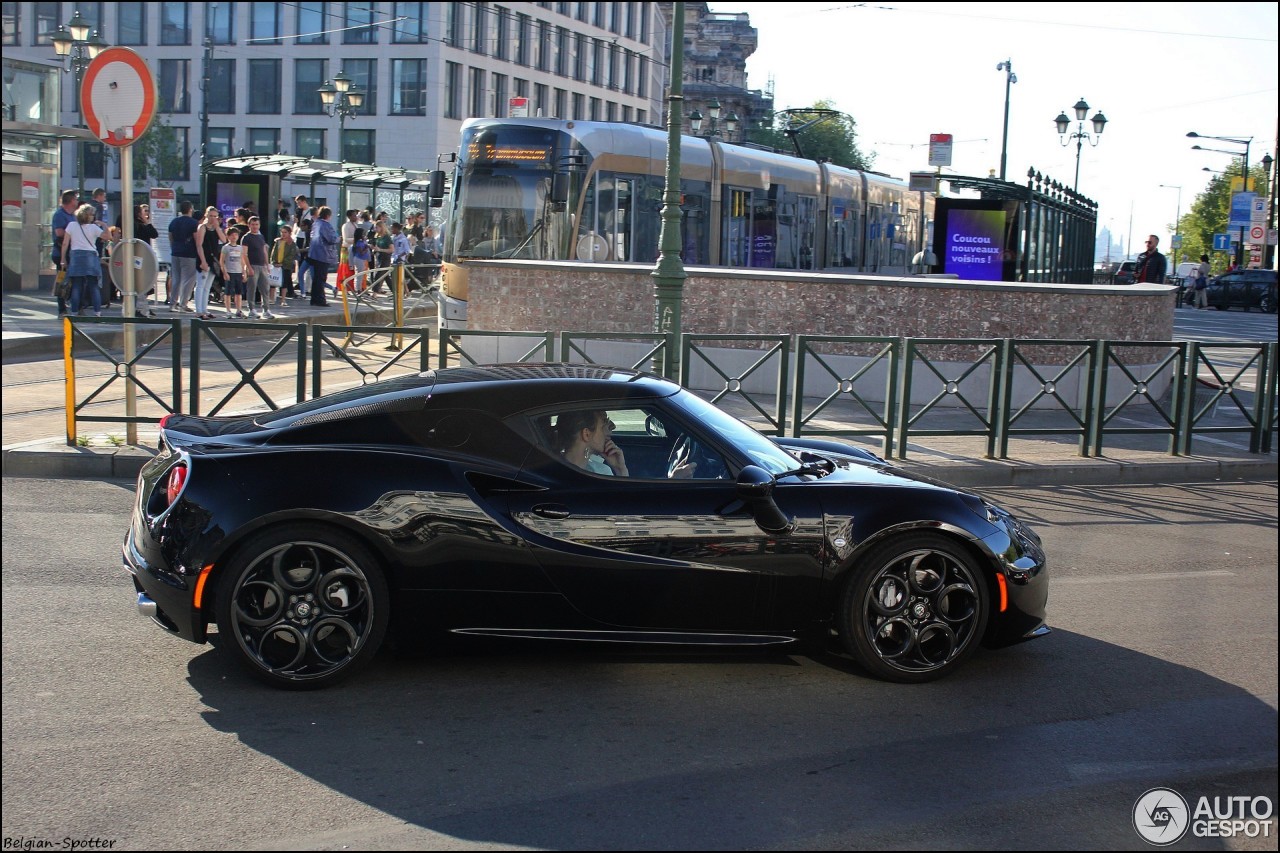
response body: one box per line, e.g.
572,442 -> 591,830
61,204 -> 105,316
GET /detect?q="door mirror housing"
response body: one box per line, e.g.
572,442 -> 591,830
736,465 -> 793,534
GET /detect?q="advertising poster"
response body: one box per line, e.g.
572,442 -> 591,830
149,187 -> 176,263
943,208 -> 1007,281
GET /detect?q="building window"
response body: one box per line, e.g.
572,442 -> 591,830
609,2 -> 621,33
514,77 -> 528,97
639,1 -> 649,43
391,59 -> 427,116
446,3 -> 463,46
593,2 -> 605,27
208,128 -> 234,160
622,105 -> 631,123
554,87 -> 567,119
515,13 -> 530,66
249,128 -> 280,156
117,3 -> 146,45
534,83 -> 548,117
345,1 -> 377,44
469,67 -> 486,117
297,2 -> 327,45
495,6 -> 509,60
342,58 -> 377,116
248,59 -> 281,114
159,59 -> 190,113
574,34 -> 587,81
555,26 -> 569,76
637,55 -> 647,99
160,3 -> 190,45
606,101 -> 616,122
294,59 -> 327,114
83,142 -> 105,180
392,2 -> 428,43
493,73 -> 508,117
160,127 -> 190,181
206,2 -> 234,44
472,2 -> 487,54
250,5 -> 281,44
607,42 -> 619,89
206,58 -> 235,114
294,129 -> 325,158
589,96 -> 600,121
342,129 -> 374,164
622,49 -> 633,94
591,38 -> 603,86
444,61 -> 462,119
625,2 -> 636,39
73,3 -> 103,38
571,92 -> 584,120
577,3 -> 589,24
31,3 -> 57,45
636,108 -> 645,125
536,20 -> 551,71
3,2 -> 19,45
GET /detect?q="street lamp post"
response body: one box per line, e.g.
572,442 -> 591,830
996,59 -> 1016,181
1159,184 -> 1182,268
1054,98 -> 1108,193
1188,132 -> 1251,269
688,99 -> 740,142
50,11 -> 108,198
653,1 -> 687,381
317,70 -> 365,211
1263,152 -> 1276,270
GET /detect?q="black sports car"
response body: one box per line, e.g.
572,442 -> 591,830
124,364 -> 1048,689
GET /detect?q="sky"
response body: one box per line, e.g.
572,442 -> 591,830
708,1 -> 1278,260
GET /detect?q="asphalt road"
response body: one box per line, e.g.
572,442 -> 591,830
2,477 -> 1276,850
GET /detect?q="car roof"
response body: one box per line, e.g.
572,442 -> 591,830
256,363 -> 679,429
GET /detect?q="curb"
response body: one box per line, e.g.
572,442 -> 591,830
4,442 -> 1274,487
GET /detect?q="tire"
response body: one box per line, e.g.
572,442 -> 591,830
215,523 -> 389,689
838,532 -> 990,683
1260,294 -> 1276,314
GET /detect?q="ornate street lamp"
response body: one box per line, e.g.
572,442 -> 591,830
318,70 -> 365,212
50,11 -> 109,197
688,99 -> 739,141
1054,98 -> 1107,194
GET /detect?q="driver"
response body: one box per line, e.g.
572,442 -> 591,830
556,410 -> 627,476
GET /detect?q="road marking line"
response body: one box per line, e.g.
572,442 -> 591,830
1054,569 -> 1235,585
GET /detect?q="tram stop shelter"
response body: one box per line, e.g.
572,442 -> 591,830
202,154 -> 439,224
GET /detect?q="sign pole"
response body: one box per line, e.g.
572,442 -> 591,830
121,146 -> 137,444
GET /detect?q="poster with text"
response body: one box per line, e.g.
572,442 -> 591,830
943,208 -> 1007,281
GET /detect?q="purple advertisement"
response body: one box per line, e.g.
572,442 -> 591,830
943,209 -> 1006,281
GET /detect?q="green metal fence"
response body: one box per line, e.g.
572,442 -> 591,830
61,319 -> 1277,459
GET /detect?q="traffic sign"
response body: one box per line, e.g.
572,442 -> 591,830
1250,224 -> 1265,242
1250,198 -> 1267,224
1170,234 -> 1182,249
928,133 -> 953,167
1228,192 -> 1257,230
80,47 -> 157,147
1212,233 -> 1232,251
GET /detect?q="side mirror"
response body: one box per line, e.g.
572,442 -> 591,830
736,465 -> 793,534
551,173 -> 570,205
428,170 -> 446,201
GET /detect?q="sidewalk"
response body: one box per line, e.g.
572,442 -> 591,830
3,284 -> 1276,487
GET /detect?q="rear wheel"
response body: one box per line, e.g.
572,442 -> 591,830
215,524 -> 389,689
1260,293 -> 1276,314
839,533 -> 989,683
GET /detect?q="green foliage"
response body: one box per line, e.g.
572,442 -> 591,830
75,435 -> 90,447
1174,164 -> 1268,274
746,100 -> 874,170
130,113 -> 187,191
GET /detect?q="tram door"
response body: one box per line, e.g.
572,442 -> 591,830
722,188 -> 754,267
609,179 -> 633,261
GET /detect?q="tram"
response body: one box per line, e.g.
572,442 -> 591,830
440,118 -> 936,294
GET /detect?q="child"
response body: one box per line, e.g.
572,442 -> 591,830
220,226 -> 247,318
271,226 -> 298,305
350,227 -> 371,290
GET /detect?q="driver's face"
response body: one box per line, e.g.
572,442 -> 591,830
587,415 -> 615,452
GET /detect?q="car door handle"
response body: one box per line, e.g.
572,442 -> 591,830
531,504 -> 571,519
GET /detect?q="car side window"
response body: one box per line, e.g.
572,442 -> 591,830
526,406 -> 728,480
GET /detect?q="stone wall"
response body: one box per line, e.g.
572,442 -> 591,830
455,261 -> 1176,342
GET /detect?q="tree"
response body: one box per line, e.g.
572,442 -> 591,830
130,113 -> 189,193
747,100 -> 874,170
1175,164 -> 1268,274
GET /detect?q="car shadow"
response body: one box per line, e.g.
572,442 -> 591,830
188,629 -> 1277,849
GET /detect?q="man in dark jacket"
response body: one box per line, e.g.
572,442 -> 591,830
1135,234 -> 1167,283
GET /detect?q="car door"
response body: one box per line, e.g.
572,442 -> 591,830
504,404 -> 827,632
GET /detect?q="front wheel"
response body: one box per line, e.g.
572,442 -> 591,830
215,524 -> 389,689
838,533 -> 990,683
1260,294 -> 1276,314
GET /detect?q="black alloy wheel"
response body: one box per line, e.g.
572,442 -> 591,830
215,524 -> 389,689
839,533 -> 990,683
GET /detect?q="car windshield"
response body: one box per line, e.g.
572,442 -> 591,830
668,389 -> 798,475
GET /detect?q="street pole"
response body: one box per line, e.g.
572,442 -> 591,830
997,60 -> 1015,181
652,1 -> 686,381
1239,140 -> 1250,269
198,37 -> 213,206
1160,184 -> 1181,268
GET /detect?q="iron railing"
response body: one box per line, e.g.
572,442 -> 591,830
61,319 -> 1277,459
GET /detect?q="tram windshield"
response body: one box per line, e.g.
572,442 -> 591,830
450,124 -> 574,260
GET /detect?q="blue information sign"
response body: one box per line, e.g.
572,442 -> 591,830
1212,233 -> 1233,251
1229,193 -> 1257,230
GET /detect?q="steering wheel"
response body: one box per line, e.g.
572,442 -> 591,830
666,434 -> 727,480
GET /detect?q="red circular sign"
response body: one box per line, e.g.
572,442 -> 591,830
80,47 -> 157,148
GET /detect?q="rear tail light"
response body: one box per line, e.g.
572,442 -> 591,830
165,464 -> 188,506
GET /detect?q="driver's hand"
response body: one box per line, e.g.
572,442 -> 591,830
670,461 -> 697,479
601,439 -> 628,476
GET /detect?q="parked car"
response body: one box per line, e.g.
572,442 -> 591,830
1169,261 -> 1202,305
124,364 -> 1050,689
1113,261 -> 1137,284
1204,269 -> 1278,313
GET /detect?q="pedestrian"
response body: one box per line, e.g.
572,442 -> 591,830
219,226 -> 248,318
372,219 -> 393,277
308,206 -> 339,307
114,203 -> 161,316
241,216 -> 275,319
271,226 -> 299,304
390,221 -> 411,264
1134,234 -> 1166,283
350,227 -> 371,290
60,203 -> 105,317
195,207 -> 228,320
294,217 -> 313,298
295,194 -> 313,225
88,188 -> 112,305
1194,253 -> 1211,310
51,189 -> 80,317
167,200 -> 201,312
